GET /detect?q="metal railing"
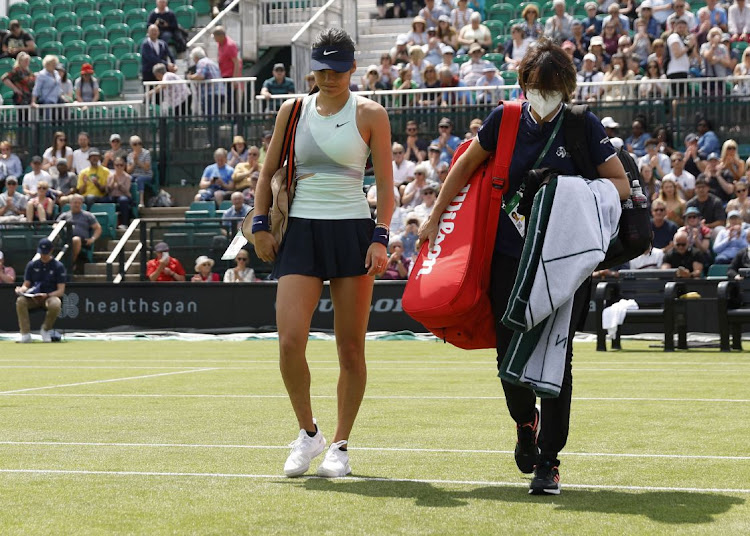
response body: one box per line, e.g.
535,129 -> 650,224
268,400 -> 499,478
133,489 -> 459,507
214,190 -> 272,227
0,101 -> 149,125
257,75 -> 750,109
290,0 -> 359,88
106,218 -> 142,283
30,220 -> 68,263
143,76 -> 258,116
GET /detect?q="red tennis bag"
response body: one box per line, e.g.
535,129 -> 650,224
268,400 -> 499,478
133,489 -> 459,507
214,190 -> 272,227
402,101 -> 522,349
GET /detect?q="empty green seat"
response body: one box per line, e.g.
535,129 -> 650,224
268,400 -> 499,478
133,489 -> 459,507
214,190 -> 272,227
73,0 -> 97,14
102,8 -> 126,26
0,16 -> 9,32
107,22 -> 130,42
99,69 -> 124,98
29,56 -> 43,72
174,5 -> 197,28
98,0 -> 122,13
90,203 -> 117,238
110,36 -> 136,58
193,0 -> 211,16
40,40 -> 65,58
83,23 -> 107,42
87,38 -> 111,58
93,53 -> 116,76
60,26 -> 83,45
79,10 -> 103,29
15,14 -> 32,29
34,27 -> 58,47
8,2 -> 30,20
55,11 -> 78,31
32,13 -> 56,31
51,0 -> 75,17
64,39 -> 88,57
121,0 -> 145,13
189,201 -> 216,217
129,21 -> 147,39
118,51 -> 140,79
124,7 -> 148,26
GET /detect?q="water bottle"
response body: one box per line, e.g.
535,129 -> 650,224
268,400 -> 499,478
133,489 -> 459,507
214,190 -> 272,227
630,180 -> 648,209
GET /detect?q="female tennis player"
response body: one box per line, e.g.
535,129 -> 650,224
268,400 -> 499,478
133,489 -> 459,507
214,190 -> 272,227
419,39 -> 630,495
253,28 -> 394,478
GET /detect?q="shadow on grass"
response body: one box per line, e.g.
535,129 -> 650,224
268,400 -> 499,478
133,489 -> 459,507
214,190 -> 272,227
293,478 -> 744,523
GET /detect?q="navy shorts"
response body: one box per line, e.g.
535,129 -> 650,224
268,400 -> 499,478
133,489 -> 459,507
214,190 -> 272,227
273,217 -> 375,280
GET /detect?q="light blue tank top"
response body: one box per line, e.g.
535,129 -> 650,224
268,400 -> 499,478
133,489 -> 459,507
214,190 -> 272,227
290,92 -> 371,220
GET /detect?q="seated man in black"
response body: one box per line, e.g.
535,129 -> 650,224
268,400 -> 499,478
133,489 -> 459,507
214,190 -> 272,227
1,20 -> 36,59
686,175 -> 726,238
14,238 -> 66,343
147,0 -> 185,52
662,230 -> 704,278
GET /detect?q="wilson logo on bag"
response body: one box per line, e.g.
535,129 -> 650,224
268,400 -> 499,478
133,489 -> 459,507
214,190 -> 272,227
402,101 -> 522,350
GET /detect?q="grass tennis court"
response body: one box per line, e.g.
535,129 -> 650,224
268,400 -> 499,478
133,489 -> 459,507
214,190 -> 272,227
0,339 -> 748,534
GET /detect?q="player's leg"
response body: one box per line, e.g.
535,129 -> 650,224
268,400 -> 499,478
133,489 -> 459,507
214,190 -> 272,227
276,274 -> 326,477
317,274 -> 373,477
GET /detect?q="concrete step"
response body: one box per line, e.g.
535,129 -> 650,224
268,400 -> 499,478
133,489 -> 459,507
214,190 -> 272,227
140,206 -> 189,219
72,274 -> 109,283
105,239 -> 141,251
94,249 -> 141,262
84,261 -> 140,276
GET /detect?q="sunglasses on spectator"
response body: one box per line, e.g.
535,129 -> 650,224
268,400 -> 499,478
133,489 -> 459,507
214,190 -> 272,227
439,125 -> 450,128
249,152 -> 260,156
38,186 -> 47,190
237,257 -> 248,261
728,147 -> 737,151
687,215 -> 699,218
132,142 -> 142,146
407,128 -> 417,132
111,139 -> 121,143
393,150 -> 403,154
675,242 -> 688,246
115,163 -> 125,167
415,172 -> 425,176
736,188 -> 747,193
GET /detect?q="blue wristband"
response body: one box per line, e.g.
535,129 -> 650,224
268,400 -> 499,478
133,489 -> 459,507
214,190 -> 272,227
372,225 -> 389,246
251,215 -> 270,234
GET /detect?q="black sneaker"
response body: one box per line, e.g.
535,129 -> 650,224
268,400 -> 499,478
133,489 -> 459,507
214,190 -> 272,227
529,460 -> 560,495
514,406 -> 540,474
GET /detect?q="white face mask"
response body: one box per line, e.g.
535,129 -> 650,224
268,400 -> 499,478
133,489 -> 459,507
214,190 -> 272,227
525,89 -> 563,119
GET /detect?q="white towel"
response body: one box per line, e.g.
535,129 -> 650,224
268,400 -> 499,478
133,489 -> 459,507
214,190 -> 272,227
601,299 -> 639,338
500,175 -> 622,397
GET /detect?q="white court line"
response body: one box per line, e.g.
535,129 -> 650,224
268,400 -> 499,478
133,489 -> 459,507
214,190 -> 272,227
0,369 -> 218,395
0,358 -> 748,366
0,365 -> 746,373
1,440 -> 747,461
0,468 -> 747,494
1,393 -> 749,402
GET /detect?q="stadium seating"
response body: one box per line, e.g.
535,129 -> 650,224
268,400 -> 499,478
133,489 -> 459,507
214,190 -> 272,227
79,10 -> 103,29
93,53 -> 117,77
174,5 -> 197,28
185,201 -> 217,220
118,52 -> 141,79
51,1 -> 74,17
32,12 -> 55,31
90,203 -> 117,239
60,26 -> 84,46
107,23 -> 131,42
55,12 -> 78,31
64,39 -> 88,58
84,24 -> 108,43
87,39 -> 111,59
8,2 -> 30,20
99,69 -> 125,99
34,27 -> 58,48
68,53 -> 92,77
102,9 -> 126,26
124,7 -> 148,27
0,16 -> 9,31
111,36 -> 136,59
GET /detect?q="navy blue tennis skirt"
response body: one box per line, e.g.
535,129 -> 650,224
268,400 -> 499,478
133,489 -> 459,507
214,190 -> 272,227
272,217 -> 376,280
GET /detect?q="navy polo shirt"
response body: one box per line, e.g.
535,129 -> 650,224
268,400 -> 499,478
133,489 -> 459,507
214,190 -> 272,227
477,101 -> 616,258
24,258 -> 67,294
651,218 -> 678,249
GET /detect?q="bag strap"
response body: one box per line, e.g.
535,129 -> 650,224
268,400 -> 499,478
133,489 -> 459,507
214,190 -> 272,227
563,104 -> 599,180
491,100 -> 522,195
278,98 -> 304,191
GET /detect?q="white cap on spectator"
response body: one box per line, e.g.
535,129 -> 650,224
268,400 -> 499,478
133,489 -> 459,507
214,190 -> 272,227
583,52 -> 596,62
396,34 -> 408,45
441,44 -> 455,54
438,14 -> 450,23
366,64 -> 379,74
639,0 -> 652,8
590,36 -> 604,47
584,1 -> 597,9
553,0 -> 565,6
601,116 -> 620,128
482,65 -> 497,72
110,133 -> 121,142
610,137 -> 624,149
470,11 -> 481,20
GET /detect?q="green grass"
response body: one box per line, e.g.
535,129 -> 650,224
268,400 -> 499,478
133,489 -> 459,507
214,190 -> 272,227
0,340 -> 748,535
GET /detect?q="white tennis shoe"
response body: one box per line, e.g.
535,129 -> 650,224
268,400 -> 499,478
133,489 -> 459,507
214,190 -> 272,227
284,420 -> 326,477
317,440 -> 352,478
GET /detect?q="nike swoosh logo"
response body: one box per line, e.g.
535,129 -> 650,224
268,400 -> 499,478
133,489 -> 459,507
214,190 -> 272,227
323,50 -> 337,56
336,122 -> 350,128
